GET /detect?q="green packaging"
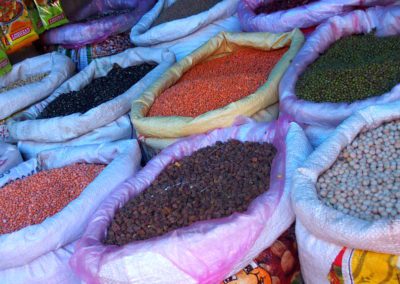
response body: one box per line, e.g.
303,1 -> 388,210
0,41 -> 12,77
24,0 -> 45,34
33,0 -> 68,30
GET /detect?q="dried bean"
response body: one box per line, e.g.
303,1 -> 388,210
317,119 -> 400,221
0,72 -> 49,93
256,0 -> 318,15
38,63 -> 155,119
105,140 -> 276,245
148,47 -> 287,117
0,163 -> 104,234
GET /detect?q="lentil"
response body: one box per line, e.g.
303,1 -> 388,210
317,119 -> 400,221
0,163 -> 105,234
255,0 -> 318,14
151,0 -> 222,28
0,72 -> 49,93
105,140 -> 277,245
296,33 -> 400,103
38,63 -> 155,119
148,47 -> 287,117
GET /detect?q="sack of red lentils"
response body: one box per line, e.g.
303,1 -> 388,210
292,101 -> 400,284
0,52 -> 75,142
131,30 -> 304,156
279,6 -> 400,131
237,0 -> 398,33
7,48 -> 175,144
130,0 -> 239,46
70,118 -> 313,283
42,0 -> 156,48
0,142 -> 22,174
0,140 -> 141,284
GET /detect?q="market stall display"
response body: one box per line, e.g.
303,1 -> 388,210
279,6 -> 400,129
131,30 -> 304,156
0,140 -> 141,283
130,0 -> 239,46
237,0 -> 398,33
292,101 -> 400,284
7,48 -> 175,145
70,119 -> 312,283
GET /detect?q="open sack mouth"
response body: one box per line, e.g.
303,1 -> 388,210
0,1 -> 23,24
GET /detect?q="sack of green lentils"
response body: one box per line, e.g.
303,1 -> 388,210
0,142 -> 22,174
0,52 -> 75,142
7,48 -> 175,144
70,118 -> 313,283
279,6 -> 400,131
130,0 -> 239,46
292,101 -> 400,284
131,30 -> 304,158
0,140 -> 141,284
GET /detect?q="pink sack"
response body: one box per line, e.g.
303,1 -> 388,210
237,0 -> 398,33
70,118 -> 312,284
279,5 -> 400,128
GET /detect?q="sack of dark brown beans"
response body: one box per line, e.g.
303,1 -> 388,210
70,118 -> 312,283
130,0 -> 239,46
238,0 -> 398,33
6,48 -> 175,154
0,52 -> 75,143
279,6 -> 400,143
0,140 -> 141,284
292,101 -> 400,283
42,0 -> 156,48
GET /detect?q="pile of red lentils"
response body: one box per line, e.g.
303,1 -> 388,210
148,47 -> 288,117
0,163 -> 105,235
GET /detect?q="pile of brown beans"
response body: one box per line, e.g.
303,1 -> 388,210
104,140 -> 277,246
0,163 -> 105,234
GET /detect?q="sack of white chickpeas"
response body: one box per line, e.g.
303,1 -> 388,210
292,101 -> 400,284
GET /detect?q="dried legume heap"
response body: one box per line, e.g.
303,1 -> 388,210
296,33 -> 400,103
38,63 -> 155,119
151,0 -> 222,28
148,47 -> 287,117
105,140 -> 277,245
256,0 -> 317,14
0,163 -> 105,234
0,72 -> 49,93
317,119 -> 400,221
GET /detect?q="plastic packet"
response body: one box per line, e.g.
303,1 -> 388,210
33,0 -> 68,30
24,0 -> 45,34
0,0 -> 39,53
0,41 -> 12,77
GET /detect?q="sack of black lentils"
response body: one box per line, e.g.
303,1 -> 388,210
0,52 -> 75,142
0,140 -> 141,284
7,48 -> 175,144
70,118 -> 313,283
0,142 -> 22,174
237,0 -> 398,33
279,6 -> 400,131
130,0 -> 239,46
292,102 -> 400,284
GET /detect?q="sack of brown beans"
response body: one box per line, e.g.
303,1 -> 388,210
0,142 -> 22,174
131,30 -> 304,158
7,48 -> 175,146
292,101 -> 400,284
0,140 -> 141,284
0,52 -> 75,143
237,0 -> 398,33
130,0 -> 239,46
69,118 -> 312,283
279,6 -> 400,140
42,0 -> 156,48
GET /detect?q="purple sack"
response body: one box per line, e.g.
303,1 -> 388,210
279,5 -> 400,128
238,0 -> 398,33
42,0 -> 156,48
69,118 -> 312,283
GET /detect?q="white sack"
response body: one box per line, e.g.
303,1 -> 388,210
0,143 -> 22,174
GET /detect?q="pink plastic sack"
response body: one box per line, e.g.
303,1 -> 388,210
42,0 -> 156,48
70,118 -> 313,284
279,6 -> 400,128
237,0 -> 398,33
